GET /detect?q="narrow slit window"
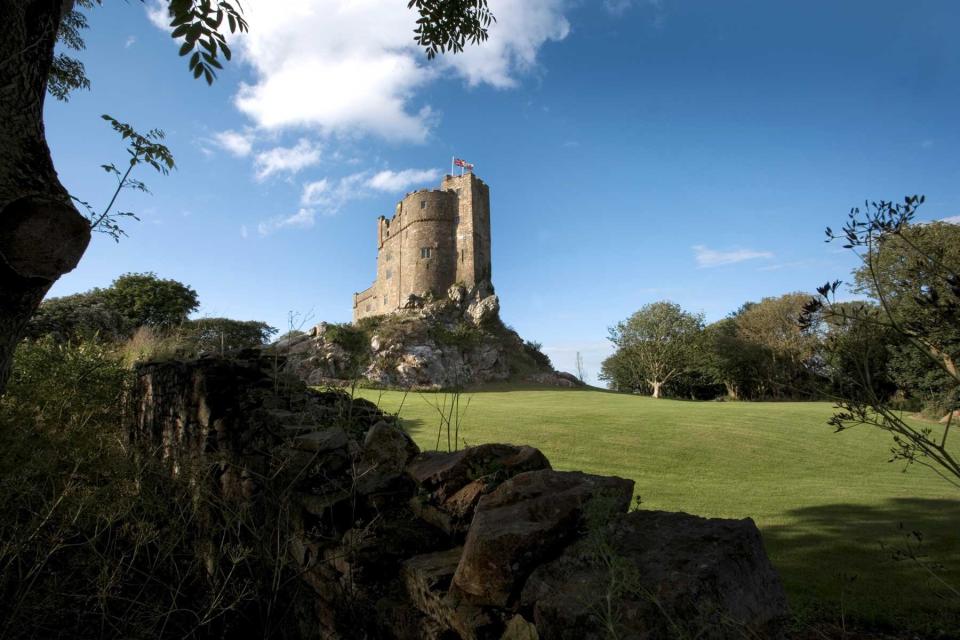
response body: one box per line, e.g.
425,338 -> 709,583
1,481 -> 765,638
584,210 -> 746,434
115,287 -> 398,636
420,247 -> 432,259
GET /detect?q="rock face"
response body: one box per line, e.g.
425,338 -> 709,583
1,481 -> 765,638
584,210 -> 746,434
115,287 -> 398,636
275,283 -> 581,390
129,354 -> 790,640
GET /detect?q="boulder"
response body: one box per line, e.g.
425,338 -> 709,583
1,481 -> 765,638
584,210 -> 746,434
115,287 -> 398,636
452,469 -> 634,607
466,294 -> 500,326
402,547 -> 498,640
407,444 -> 552,535
408,444 -> 552,502
354,421 -> 420,495
292,426 -> 348,453
521,509 -> 790,639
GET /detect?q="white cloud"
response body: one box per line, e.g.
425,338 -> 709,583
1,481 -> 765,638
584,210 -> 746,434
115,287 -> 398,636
940,215 -> 960,225
297,166 -> 440,215
367,168 -> 441,192
212,130 -> 255,157
300,179 -> 331,206
254,139 -> 321,180
124,35 -> 137,48
257,208 -> 316,236
229,0 -> 571,140
298,172 -> 369,213
693,245 -> 773,268
145,1 -> 168,29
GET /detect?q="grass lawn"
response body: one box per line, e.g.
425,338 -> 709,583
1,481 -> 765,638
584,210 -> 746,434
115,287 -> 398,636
357,385 -> 960,635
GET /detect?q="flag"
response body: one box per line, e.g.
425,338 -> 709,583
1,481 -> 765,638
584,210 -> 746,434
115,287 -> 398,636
454,158 -> 474,170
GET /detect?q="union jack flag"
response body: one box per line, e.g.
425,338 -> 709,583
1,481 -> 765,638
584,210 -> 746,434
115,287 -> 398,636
453,158 -> 474,170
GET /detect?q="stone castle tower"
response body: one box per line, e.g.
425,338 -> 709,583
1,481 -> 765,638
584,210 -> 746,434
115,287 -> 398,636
353,173 -> 491,322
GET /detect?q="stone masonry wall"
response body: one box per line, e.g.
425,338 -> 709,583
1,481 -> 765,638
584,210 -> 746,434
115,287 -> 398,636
354,173 -> 492,322
129,354 -> 791,639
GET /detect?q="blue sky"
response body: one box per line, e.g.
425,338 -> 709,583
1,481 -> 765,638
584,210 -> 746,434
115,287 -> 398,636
45,0 -> 960,383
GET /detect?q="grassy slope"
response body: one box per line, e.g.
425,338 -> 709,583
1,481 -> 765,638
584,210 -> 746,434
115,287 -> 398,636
358,385 -> 960,634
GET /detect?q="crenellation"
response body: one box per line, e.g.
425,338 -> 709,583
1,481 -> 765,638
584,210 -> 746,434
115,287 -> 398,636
354,172 -> 492,322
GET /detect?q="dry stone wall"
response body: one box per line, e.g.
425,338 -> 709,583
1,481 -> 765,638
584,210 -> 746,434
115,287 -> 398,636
129,354 -> 791,639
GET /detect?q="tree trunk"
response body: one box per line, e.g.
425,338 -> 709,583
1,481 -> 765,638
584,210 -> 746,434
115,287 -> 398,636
0,1 -> 91,394
650,380 -> 662,399
724,381 -> 738,400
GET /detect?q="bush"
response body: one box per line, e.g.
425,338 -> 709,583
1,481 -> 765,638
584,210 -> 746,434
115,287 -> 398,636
0,340 -> 303,639
523,340 -> 553,371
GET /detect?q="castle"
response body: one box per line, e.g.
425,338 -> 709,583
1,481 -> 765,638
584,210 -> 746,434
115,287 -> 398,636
353,172 -> 491,322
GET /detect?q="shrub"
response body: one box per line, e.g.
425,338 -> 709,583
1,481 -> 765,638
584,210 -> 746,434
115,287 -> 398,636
0,340 -> 303,638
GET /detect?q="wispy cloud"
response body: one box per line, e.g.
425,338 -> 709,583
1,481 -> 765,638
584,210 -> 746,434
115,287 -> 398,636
211,129 -> 255,157
693,245 -> 773,268
940,215 -> 960,224
298,167 -> 441,214
257,208 -> 316,236
367,168 -> 441,192
254,139 -> 322,180
124,36 -> 137,48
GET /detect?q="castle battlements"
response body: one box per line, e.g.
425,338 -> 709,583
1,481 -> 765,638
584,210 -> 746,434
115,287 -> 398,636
353,172 -> 492,322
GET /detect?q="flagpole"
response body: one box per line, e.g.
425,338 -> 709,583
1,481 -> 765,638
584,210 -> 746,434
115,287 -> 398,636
451,156 -> 454,176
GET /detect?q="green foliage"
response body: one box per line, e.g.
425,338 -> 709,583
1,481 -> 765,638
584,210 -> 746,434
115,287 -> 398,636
49,1 -> 95,101
179,317 -> 278,354
431,321 -> 484,349
164,0 -> 248,84
26,290 -> 127,342
323,322 -> 373,379
3,337 -> 129,431
0,337 -> 304,638
602,301 -> 705,398
28,273 -> 190,341
733,292 -> 823,399
101,272 -> 199,329
806,196 -> 960,486
522,340 -> 553,371
408,0 -> 495,59
69,116 -> 176,241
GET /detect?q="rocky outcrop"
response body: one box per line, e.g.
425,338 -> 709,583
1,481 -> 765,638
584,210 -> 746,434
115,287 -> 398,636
274,283 -> 581,390
129,354 -> 790,640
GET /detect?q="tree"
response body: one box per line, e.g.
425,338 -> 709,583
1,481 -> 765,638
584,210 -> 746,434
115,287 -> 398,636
734,292 -> 822,398
701,317 -> 768,400
602,301 -> 704,399
100,272 -> 199,329
0,0 -> 495,394
804,196 -> 960,486
575,351 -> 587,383
178,317 -> 277,354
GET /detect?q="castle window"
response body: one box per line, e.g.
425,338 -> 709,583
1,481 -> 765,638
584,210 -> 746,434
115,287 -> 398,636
420,247 -> 432,259
383,296 -> 388,306
385,252 -> 392,261
460,249 -> 465,263
420,200 -> 426,210
385,269 -> 392,280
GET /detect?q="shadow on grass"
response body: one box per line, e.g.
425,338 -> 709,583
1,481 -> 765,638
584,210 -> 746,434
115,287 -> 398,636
761,497 -> 960,634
